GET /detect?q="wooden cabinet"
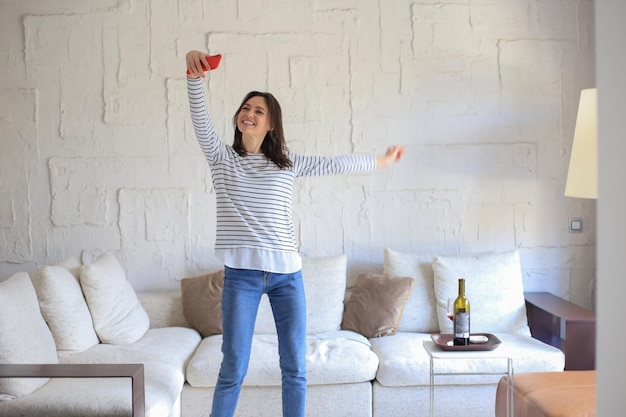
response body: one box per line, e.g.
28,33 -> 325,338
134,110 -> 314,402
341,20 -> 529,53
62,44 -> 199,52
524,292 -> 596,370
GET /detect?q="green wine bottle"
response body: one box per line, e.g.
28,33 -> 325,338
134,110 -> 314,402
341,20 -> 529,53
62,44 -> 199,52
453,278 -> 470,346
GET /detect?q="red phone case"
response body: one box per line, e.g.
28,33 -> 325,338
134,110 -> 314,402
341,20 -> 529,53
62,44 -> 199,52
187,54 -> 222,74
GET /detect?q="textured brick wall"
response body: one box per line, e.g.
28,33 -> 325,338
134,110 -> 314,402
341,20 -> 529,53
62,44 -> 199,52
0,0 -> 596,307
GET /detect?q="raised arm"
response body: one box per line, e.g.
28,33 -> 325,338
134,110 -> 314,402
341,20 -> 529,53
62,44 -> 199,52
186,50 -> 228,165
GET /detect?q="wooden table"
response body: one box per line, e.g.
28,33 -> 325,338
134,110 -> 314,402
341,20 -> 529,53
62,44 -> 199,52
0,363 -> 145,417
525,292 -> 596,370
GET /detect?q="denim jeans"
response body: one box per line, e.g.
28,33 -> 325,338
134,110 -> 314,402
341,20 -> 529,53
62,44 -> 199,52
210,267 -> 307,417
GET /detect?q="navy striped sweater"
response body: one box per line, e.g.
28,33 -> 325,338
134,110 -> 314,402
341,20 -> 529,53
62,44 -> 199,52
187,77 -> 376,273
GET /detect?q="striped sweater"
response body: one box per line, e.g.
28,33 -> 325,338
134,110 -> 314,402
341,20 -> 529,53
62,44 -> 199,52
187,77 -> 376,273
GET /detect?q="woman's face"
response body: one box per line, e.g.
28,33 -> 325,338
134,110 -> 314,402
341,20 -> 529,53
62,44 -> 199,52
237,95 -> 272,138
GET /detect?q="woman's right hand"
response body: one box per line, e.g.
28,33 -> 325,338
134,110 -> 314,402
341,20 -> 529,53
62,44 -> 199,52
186,50 -> 210,78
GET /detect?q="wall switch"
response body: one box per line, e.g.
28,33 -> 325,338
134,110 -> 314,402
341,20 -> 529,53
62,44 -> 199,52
569,218 -> 583,232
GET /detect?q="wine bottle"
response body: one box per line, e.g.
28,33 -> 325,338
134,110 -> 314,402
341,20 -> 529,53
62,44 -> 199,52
453,278 -> 470,346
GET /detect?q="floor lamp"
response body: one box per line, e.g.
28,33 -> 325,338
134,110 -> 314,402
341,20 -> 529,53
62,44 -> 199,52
564,88 -> 597,309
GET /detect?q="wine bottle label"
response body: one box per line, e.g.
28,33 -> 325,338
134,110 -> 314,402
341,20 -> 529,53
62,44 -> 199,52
454,312 -> 470,338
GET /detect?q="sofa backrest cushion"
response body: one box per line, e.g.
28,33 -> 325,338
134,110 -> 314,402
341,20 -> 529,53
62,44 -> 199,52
176,255 -> 347,336
30,258 -> 100,352
137,291 -> 190,329
0,272 -> 59,398
252,255 -> 345,334
432,250 -> 531,336
79,252 -> 150,344
383,248 -> 439,333
229,254 -> 348,335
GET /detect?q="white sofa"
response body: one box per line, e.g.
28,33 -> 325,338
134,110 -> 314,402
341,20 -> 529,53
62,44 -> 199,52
0,249 -> 565,417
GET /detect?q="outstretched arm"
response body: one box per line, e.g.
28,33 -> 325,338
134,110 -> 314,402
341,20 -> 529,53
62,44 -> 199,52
376,145 -> 404,168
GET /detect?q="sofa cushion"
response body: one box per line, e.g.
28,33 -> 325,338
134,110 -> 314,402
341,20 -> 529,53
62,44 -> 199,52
300,255 -> 348,334
186,331 -> 379,387
370,331 -> 564,387
180,270 -> 224,337
79,252 -> 150,344
341,273 -> 414,338
49,326 -> 201,416
0,273 -> 59,399
60,327 -> 201,371
30,258 -> 100,352
219,254 -> 347,335
432,250 -> 531,336
137,291 -> 190,329
383,248 -> 439,333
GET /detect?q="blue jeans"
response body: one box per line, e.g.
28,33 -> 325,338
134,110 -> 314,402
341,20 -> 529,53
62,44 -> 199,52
210,267 -> 307,417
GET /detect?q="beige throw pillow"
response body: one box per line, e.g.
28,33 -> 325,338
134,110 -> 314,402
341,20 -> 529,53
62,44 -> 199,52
181,270 -> 225,337
341,273 -> 414,338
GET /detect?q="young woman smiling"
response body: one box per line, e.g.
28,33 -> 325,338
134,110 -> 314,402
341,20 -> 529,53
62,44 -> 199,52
186,49 -> 403,417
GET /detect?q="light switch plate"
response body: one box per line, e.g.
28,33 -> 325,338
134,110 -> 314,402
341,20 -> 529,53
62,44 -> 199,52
569,218 -> 583,232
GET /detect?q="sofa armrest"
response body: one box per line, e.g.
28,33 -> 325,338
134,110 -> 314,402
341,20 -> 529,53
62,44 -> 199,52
0,363 -> 145,417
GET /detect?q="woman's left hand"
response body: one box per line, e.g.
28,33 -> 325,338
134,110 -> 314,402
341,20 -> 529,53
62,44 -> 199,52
376,145 -> 404,168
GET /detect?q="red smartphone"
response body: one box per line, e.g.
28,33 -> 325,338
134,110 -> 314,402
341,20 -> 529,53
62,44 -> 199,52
187,54 -> 222,74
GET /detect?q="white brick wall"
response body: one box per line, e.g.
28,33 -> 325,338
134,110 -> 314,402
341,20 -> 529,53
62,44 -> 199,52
0,0 -> 596,308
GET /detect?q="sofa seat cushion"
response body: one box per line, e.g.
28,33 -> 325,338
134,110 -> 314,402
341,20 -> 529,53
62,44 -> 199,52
0,362 -> 182,417
371,332 -> 565,387
59,327 -> 201,372
495,333 -> 565,374
186,331 -> 378,387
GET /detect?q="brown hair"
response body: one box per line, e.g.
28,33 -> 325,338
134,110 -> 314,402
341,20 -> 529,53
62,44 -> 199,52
232,91 -> 292,169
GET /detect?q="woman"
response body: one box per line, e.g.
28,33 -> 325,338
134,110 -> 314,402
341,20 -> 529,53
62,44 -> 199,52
186,50 -> 403,417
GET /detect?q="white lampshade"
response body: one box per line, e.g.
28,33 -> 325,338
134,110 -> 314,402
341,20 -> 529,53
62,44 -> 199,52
565,88 -> 598,199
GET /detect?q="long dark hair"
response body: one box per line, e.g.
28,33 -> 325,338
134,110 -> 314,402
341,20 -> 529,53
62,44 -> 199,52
232,91 -> 292,169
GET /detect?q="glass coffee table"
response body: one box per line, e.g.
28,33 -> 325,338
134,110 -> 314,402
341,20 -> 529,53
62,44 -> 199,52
423,335 -> 514,417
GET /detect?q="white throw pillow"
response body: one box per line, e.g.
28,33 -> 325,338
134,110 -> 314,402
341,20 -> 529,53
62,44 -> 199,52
80,252 -> 150,344
432,250 -> 531,336
31,258 -> 100,352
0,273 -> 59,399
253,254 -> 347,335
383,248 -> 439,333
